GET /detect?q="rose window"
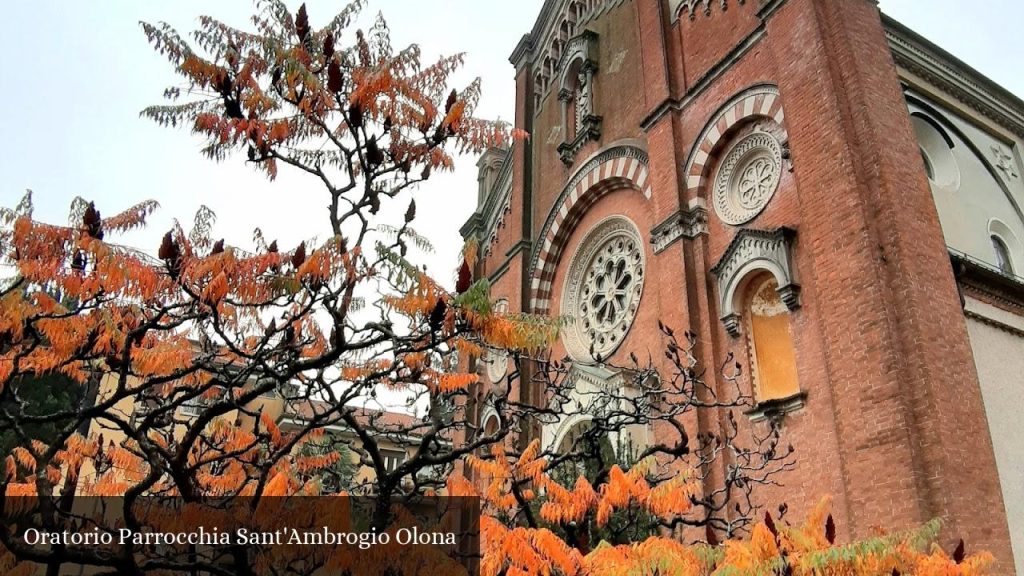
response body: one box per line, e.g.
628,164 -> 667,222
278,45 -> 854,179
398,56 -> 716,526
713,131 -> 783,225
562,217 -> 645,360
737,157 -> 775,208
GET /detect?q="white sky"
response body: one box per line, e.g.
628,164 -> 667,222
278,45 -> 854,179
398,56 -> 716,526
1,1 -> 1022,289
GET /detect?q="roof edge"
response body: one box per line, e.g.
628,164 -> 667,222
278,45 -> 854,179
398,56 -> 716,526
882,13 -> 1024,138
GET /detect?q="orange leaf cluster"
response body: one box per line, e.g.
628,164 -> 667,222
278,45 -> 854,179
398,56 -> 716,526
456,449 -> 994,576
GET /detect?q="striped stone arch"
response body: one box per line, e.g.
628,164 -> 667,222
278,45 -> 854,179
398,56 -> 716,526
528,145 -> 651,313
683,84 -> 787,194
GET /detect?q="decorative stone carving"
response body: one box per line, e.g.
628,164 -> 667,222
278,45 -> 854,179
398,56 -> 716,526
887,25 -> 1024,141
713,131 -> 783,226
744,392 -> 807,426
486,349 -> 509,383
558,114 -> 603,164
575,71 -> 592,133
562,217 -> 645,360
992,145 -> 1019,180
710,227 -> 799,337
513,0 -> 627,105
683,84 -> 786,196
650,200 -> 709,254
529,145 -> 652,314
556,31 -> 601,165
541,363 -> 649,455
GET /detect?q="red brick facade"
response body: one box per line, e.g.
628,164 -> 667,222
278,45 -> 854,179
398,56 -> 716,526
463,0 -> 1016,570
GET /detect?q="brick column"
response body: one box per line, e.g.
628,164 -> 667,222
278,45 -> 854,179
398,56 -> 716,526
765,0 -> 1013,569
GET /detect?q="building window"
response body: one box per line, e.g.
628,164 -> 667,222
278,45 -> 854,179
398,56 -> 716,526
561,217 -> 645,361
744,275 -> 800,402
381,449 -> 406,473
920,147 -> 935,181
482,413 -> 499,439
992,235 -> 1014,276
485,300 -> 511,383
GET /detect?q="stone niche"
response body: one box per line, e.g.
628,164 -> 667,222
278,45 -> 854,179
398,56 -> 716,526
556,30 -> 602,165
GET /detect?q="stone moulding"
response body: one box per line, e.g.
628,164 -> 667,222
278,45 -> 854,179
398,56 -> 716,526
514,0 -> 627,109
556,30 -> 601,163
542,362 -> 648,454
558,114 -> 603,164
744,392 -> 807,425
650,201 -> 709,254
884,15 -> 1024,140
682,84 -> 787,198
557,30 -> 600,87
712,130 -> 784,225
710,227 -> 800,337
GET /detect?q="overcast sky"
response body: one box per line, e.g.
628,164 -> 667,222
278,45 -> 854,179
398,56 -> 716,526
2,0 -> 1022,288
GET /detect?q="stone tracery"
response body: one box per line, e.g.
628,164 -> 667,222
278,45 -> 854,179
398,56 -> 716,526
713,131 -> 783,225
562,217 -> 645,360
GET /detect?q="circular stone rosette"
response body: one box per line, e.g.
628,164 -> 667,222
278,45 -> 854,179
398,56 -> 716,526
485,349 -> 509,382
561,217 -> 645,361
713,131 -> 783,225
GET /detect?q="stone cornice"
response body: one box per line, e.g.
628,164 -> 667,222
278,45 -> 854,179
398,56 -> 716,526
510,34 -> 533,70
743,392 -> 806,425
964,309 -> 1024,339
883,14 -> 1024,140
950,249 -> 1024,313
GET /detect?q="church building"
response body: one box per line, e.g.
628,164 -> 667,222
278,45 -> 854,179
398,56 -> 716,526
459,0 -> 1024,571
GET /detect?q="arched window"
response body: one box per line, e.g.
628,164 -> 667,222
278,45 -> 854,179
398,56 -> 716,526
920,147 -> 935,181
744,275 -> 800,402
911,113 -> 960,190
992,235 -> 1015,276
482,413 -> 499,440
